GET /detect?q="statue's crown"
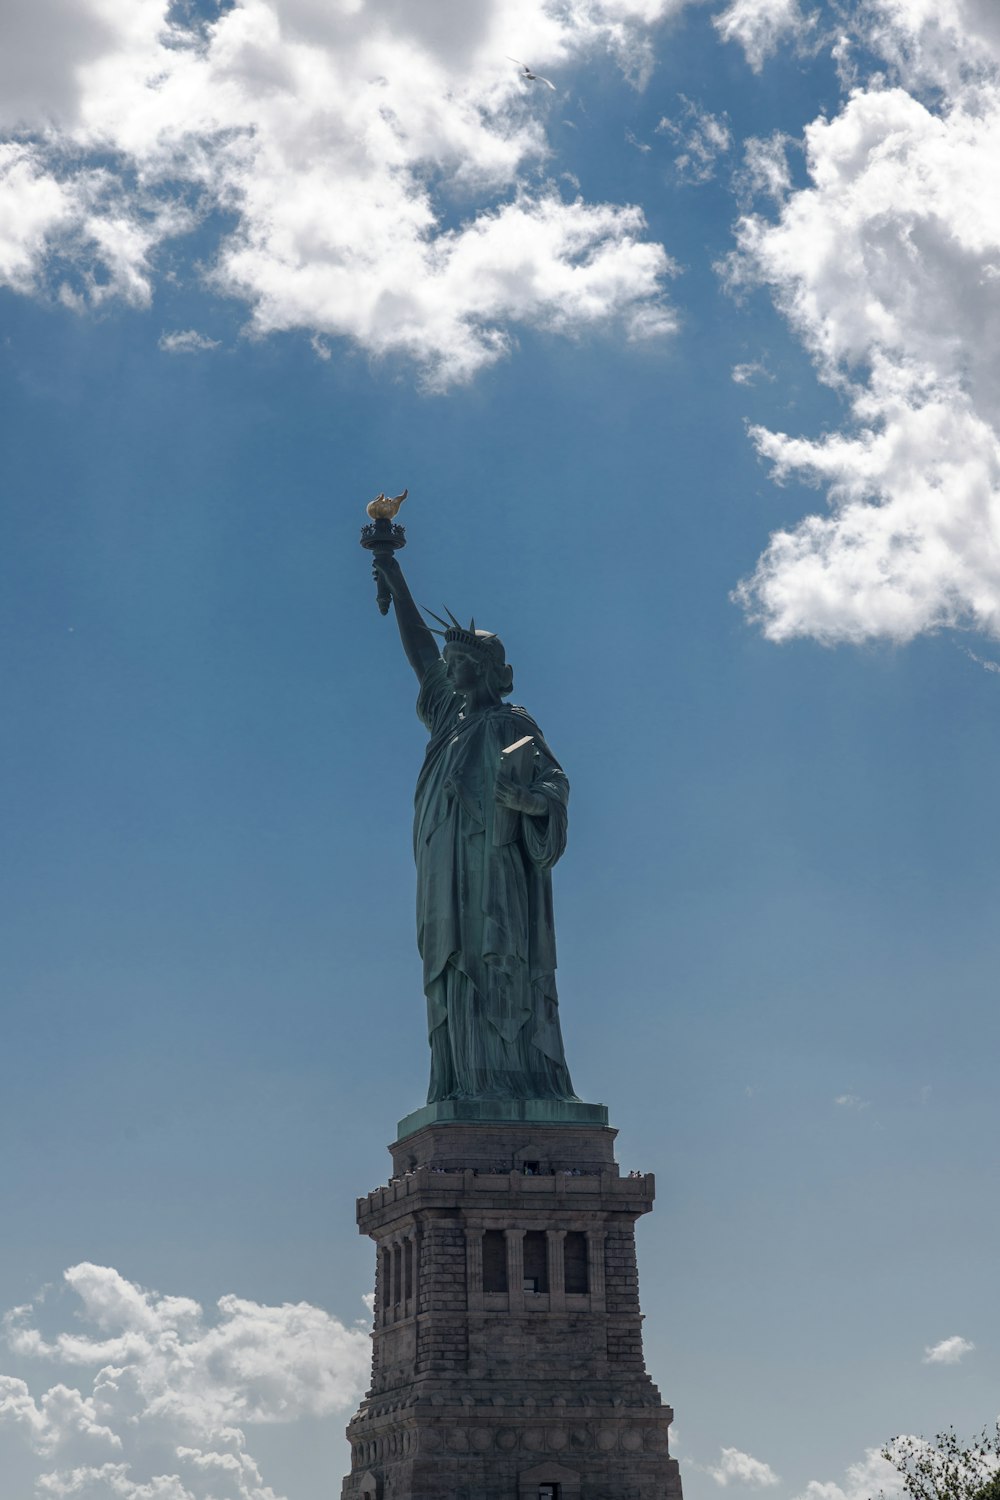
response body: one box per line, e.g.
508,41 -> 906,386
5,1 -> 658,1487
425,608 -> 504,662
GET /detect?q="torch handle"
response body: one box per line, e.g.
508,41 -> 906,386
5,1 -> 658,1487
360,514 -> 405,615
372,547 -> 393,616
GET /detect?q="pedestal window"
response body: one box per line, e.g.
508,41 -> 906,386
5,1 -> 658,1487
564,1232 -> 588,1294
482,1229 -> 508,1293
523,1231 -> 548,1293
404,1237 -> 414,1301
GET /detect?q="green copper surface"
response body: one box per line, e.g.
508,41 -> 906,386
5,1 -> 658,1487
396,1098 -> 609,1141
368,544 -> 588,1108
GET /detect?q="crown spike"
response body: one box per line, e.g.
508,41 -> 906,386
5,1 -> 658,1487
444,606 -> 463,629
470,616 -> 476,634
423,607 -> 452,630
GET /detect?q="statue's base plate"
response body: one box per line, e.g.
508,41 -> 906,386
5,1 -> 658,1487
396,1097 -> 608,1140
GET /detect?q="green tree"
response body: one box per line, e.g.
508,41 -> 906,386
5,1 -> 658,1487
882,1426 -> 1000,1500
972,1472 -> 1000,1500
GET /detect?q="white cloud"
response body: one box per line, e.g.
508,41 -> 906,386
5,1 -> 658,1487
0,1378 -> 120,1456
797,1435 -> 1000,1500
794,1444 -> 908,1500
834,1093 -> 869,1110
0,1263 -> 369,1500
729,18 -> 1000,645
657,97 -> 732,183
0,0 -> 152,132
923,1334 -> 975,1365
732,359 -> 774,385
36,1464 -> 197,1500
709,1447 -> 781,1487
0,146 -> 78,296
220,190 -> 676,388
855,0 -> 1000,93
158,330 -> 220,354
714,0 -> 812,72
0,0 -> 685,386
965,647 -> 1000,673
732,133 -> 793,207
0,139 -> 193,309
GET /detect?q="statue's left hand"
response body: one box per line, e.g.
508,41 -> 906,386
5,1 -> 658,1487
495,773 -> 547,817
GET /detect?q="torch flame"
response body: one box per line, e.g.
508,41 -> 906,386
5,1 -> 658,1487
366,488 -> 408,521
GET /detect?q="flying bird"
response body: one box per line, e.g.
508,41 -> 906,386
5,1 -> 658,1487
507,57 -> 556,90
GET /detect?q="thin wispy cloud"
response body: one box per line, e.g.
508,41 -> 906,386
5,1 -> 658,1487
964,648 -> 1000,675
657,98 -> 732,183
732,360 -> 774,386
732,132 -> 794,207
834,1093 -> 869,1112
158,330 -> 220,354
714,0 -> 814,73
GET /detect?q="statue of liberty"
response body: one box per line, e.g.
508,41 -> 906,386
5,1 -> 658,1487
371,548 -> 578,1106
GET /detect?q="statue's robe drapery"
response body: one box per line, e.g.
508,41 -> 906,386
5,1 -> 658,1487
414,658 -> 578,1102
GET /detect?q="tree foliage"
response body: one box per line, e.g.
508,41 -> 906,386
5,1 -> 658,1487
882,1427 -> 1000,1500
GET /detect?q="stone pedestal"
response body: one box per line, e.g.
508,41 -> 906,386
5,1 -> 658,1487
341,1115 -> 682,1500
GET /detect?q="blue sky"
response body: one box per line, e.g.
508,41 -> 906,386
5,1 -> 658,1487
2,2 -> 999,1498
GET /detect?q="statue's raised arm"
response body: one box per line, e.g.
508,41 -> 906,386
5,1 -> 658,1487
372,553 -> 440,684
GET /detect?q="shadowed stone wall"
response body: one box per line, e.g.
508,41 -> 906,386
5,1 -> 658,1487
341,1122 -> 682,1500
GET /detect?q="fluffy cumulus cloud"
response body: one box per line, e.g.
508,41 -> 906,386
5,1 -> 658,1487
796,1436 -> 1000,1500
793,1443 -> 912,1500
731,1 -> 1000,645
923,1334 -> 975,1364
0,1263 -> 369,1500
0,0 -> 687,386
855,0 -> 1000,92
709,1447 -> 781,1487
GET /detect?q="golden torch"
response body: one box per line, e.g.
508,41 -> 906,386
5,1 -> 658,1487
359,489 -> 407,615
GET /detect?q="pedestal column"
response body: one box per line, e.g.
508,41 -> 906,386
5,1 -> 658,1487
505,1227 -> 526,1312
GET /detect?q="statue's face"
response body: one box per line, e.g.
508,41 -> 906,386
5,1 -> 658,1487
444,644 -> 482,692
